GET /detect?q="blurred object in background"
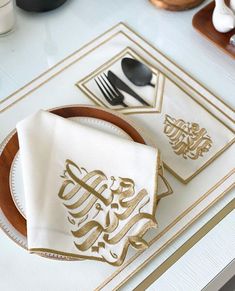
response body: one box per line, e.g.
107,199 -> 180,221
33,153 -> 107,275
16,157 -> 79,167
230,34 -> 235,45
0,0 -> 15,35
16,0 -> 68,12
149,0 -> 205,11
212,0 -> 235,33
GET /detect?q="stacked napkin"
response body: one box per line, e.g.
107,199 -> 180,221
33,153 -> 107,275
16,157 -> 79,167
17,110 -> 160,266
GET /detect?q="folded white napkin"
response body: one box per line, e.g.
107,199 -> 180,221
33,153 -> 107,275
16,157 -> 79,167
17,110 -> 159,265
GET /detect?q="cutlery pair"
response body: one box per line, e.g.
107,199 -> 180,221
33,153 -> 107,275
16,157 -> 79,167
95,74 -> 128,108
95,70 -> 150,108
95,58 -> 154,108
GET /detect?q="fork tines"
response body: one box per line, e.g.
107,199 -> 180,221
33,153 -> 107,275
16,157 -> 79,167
95,73 -> 128,107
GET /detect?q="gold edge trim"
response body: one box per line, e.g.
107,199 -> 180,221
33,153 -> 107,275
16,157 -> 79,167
29,219 -> 156,267
131,196 -> 235,291
94,169 -> 234,290
120,31 -> 234,131
76,47 -> 130,86
77,44 -> 234,183
76,47 -> 160,115
163,138 -> 235,184
164,73 -> 234,133
29,248 -> 106,262
77,47 -> 131,87
115,185 -> 235,291
56,158 -> 158,266
0,118 -> 234,290
156,73 -> 165,113
148,169 -> 234,246
152,150 -> 160,215
79,83 -> 160,116
0,104 -> 159,266
0,22 -> 233,289
80,41 -> 234,131
1,23 -> 233,125
122,23 -> 235,114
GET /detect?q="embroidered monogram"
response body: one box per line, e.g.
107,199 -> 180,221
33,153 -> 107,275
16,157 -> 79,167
58,159 -> 157,266
164,114 -> 213,160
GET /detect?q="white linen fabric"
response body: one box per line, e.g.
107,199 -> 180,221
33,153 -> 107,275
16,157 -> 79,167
83,50 -> 234,183
16,110 -> 159,265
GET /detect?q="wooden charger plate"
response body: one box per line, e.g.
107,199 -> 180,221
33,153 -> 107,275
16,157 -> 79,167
193,1 -> 235,59
0,105 -> 145,244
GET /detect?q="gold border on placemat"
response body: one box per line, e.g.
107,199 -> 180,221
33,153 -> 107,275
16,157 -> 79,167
95,171 -> 234,290
76,45 -> 234,183
0,23 -> 234,120
0,22 -> 234,290
76,47 -> 165,115
131,197 -> 235,291
120,24 -> 234,118
117,30 -> 234,129
1,127 -> 233,289
0,23 -> 233,183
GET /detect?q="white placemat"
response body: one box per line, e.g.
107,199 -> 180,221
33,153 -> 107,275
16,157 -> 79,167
0,23 -> 234,290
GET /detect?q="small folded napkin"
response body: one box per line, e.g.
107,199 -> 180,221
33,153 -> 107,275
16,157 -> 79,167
17,110 -> 160,265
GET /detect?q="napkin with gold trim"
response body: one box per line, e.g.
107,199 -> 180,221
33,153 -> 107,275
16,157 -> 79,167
16,110 -> 160,265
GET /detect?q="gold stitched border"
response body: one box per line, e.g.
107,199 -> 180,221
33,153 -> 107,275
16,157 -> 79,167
0,23 -> 234,119
109,186 -> 235,290
0,23 -> 234,290
164,139 -> 234,184
131,197 -> 235,291
0,116 -> 234,289
76,47 -> 164,115
31,152 -> 160,266
123,25 -> 235,116
95,170 -> 234,290
1,25 -> 233,183
29,220 -> 155,267
121,31 -> 234,124
76,45 -> 234,183
0,106 -> 162,265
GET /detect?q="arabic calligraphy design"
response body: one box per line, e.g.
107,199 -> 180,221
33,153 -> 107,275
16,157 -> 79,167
58,159 -> 157,265
164,114 -> 213,160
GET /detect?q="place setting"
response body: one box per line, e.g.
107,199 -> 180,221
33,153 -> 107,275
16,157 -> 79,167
77,47 -> 165,115
94,58 -> 153,108
0,104 -> 172,264
0,19 -> 234,291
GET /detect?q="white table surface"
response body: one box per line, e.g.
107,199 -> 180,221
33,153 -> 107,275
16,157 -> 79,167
0,1 -> 234,290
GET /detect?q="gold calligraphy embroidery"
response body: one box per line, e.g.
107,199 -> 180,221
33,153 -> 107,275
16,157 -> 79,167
164,114 -> 212,160
58,159 -> 157,266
